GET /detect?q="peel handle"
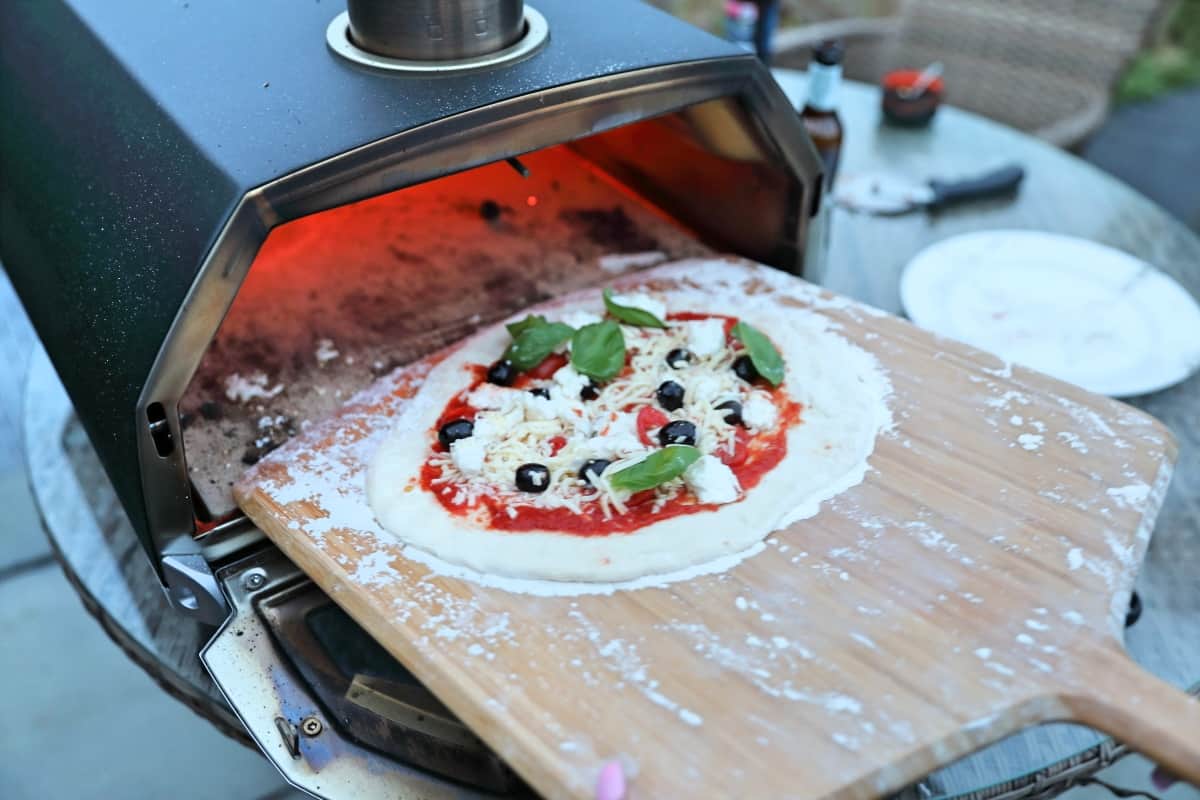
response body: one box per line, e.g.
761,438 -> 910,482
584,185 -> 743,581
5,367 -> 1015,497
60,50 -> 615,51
1061,644 -> 1200,785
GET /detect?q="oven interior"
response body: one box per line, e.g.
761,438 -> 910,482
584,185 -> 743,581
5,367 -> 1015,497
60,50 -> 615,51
179,98 -> 809,532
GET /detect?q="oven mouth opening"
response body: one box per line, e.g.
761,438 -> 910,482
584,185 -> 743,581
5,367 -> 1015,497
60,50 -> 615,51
164,86 -> 812,549
326,5 -> 549,74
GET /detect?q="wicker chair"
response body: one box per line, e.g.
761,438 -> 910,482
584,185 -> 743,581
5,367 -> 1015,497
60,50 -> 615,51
773,0 -> 1169,149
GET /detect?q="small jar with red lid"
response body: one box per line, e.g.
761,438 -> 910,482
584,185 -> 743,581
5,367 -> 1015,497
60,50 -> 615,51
881,69 -> 945,127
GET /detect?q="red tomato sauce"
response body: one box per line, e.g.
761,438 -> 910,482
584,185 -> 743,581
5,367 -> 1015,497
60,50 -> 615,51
417,313 -> 804,535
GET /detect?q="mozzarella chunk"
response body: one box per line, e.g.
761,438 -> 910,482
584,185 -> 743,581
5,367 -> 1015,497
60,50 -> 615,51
450,436 -> 487,475
687,373 -> 718,404
522,392 -> 560,422
474,407 -> 522,439
586,412 -> 646,459
687,372 -> 738,406
742,391 -> 778,430
524,390 -> 591,433
687,318 -> 726,357
468,384 -> 520,411
610,292 -> 666,322
553,364 -> 590,399
684,455 -> 740,504
586,433 -> 647,460
561,310 -> 602,330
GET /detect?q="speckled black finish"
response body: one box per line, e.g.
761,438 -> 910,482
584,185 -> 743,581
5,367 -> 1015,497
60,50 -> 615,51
0,0 -> 741,552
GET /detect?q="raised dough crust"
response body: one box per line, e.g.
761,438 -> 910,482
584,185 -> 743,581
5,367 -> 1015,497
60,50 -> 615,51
367,259 -> 892,582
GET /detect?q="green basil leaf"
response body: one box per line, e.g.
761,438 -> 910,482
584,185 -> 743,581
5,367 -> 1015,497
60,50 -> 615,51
610,445 -> 701,493
506,314 -> 550,339
603,288 -> 666,328
732,320 -> 785,387
503,321 -> 573,371
570,320 -> 626,382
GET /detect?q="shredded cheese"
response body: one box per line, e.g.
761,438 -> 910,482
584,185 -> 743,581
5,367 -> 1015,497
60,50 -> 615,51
429,298 -> 783,517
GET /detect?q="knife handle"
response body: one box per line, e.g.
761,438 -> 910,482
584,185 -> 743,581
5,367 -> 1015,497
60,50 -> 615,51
927,164 -> 1025,210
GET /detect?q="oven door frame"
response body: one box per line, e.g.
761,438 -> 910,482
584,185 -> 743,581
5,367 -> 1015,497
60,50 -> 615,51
136,55 -> 824,622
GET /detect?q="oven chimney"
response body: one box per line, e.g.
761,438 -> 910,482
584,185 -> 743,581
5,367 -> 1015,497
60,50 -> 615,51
346,0 -> 525,61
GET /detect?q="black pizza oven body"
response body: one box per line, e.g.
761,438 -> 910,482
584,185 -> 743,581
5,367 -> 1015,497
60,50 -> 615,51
1,0 -> 823,621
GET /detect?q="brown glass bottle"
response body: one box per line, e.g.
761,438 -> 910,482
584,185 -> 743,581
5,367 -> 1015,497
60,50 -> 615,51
800,39 -> 845,190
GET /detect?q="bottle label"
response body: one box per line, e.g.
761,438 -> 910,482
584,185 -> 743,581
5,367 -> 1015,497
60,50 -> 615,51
806,63 -> 842,112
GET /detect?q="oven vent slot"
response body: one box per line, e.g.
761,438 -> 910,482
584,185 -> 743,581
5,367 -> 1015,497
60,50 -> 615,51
145,402 -> 175,457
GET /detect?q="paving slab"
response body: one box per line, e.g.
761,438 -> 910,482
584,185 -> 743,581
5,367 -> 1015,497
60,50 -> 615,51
0,562 -> 299,800
1085,87 -> 1200,231
0,468 -> 51,575
0,267 -> 36,473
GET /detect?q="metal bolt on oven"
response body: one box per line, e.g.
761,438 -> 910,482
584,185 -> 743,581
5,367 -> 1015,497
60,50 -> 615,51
1,0 -> 824,796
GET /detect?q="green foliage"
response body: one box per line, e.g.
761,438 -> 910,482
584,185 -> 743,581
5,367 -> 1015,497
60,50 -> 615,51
1117,0 -> 1200,103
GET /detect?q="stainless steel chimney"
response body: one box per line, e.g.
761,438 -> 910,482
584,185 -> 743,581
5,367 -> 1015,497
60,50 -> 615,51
346,0 -> 525,60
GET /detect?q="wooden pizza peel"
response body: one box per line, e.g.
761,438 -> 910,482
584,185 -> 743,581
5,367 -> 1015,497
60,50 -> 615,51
235,258 -> 1200,798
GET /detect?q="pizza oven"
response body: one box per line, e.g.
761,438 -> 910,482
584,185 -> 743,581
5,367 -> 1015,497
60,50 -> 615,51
1,0 -> 823,795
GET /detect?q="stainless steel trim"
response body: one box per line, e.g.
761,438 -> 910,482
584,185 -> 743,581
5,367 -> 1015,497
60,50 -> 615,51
327,6 -> 548,74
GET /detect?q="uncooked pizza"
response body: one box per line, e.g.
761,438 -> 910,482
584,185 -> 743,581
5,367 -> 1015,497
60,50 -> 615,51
368,260 -> 891,582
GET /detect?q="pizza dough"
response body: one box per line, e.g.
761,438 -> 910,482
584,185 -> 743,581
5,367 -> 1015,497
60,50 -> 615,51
367,259 -> 892,582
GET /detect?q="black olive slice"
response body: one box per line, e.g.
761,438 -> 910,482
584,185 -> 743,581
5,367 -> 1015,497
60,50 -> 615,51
658,420 -> 697,447
487,359 -> 517,386
715,400 -> 743,426
656,380 -> 685,411
438,419 -> 474,448
578,459 -> 612,485
515,463 -> 551,493
666,348 -> 693,369
732,354 -> 759,383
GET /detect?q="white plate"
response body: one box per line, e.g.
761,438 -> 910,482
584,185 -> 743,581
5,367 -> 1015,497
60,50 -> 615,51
899,230 -> 1200,397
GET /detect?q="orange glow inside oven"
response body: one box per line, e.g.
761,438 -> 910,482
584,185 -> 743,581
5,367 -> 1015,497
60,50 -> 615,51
186,105 -> 799,528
